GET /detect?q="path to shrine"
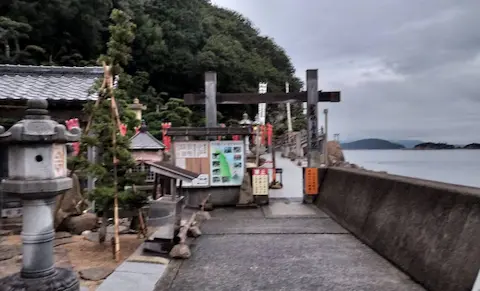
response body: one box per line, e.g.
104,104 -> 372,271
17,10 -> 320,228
153,154 -> 424,291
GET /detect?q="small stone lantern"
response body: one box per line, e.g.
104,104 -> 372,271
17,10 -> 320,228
0,99 -> 81,290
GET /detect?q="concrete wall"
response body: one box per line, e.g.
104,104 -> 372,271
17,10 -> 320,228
315,167 -> 480,291
181,187 -> 239,208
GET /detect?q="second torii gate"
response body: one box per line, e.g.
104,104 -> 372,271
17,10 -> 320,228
183,70 -> 341,167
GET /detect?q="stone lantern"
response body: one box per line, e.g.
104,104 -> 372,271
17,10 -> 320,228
0,99 -> 81,290
238,113 -> 252,153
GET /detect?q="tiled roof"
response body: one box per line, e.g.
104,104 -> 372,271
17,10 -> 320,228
146,161 -> 200,181
0,65 -> 103,101
130,131 -> 166,150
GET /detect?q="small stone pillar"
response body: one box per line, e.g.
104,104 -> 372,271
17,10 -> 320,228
129,98 -> 147,121
0,99 -> 81,290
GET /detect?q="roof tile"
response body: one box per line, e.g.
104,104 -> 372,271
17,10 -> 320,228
0,65 -> 103,101
130,131 -> 166,150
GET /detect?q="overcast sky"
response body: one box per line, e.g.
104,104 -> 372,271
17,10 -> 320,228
211,0 -> 480,143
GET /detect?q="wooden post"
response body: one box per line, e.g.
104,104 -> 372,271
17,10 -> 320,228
205,72 -> 217,128
285,82 -> 293,132
153,174 -> 159,200
306,70 -> 321,167
170,178 -> 176,201
324,109 -> 329,166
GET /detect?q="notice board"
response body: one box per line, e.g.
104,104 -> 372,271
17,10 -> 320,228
209,141 -> 245,186
304,167 -> 319,195
252,168 -> 269,195
174,141 -> 210,187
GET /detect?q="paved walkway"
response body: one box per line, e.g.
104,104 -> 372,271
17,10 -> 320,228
266,153 -> 303,199
156,195 -> 425,290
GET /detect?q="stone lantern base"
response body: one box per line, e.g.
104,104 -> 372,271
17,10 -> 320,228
0,268 -> 79,291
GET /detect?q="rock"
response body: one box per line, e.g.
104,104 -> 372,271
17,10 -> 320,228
63,213 -> 99,235
0,245 -> 20,261
54,173 -> 85,229
79,267 -> 114,281
0,229 -> 13,237
326,141 -> 345,162
187,226 -> 202,238
288,151 -> 296,160
203,202 -> 214,211
237,171 -> 254,205
55,232 -> 72,240
170,244 -> 191,259
196,211 -> 211,222
54,237 -> 74,247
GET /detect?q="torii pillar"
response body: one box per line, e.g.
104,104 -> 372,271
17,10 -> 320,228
184,69 -> 340,168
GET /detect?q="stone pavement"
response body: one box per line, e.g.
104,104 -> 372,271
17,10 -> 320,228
155,199 -> 426,291
267,153 -> 303,199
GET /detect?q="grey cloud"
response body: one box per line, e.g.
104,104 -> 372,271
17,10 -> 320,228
212,0 -> 480,143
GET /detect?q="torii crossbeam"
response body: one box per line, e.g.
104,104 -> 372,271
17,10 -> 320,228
183,70 -> 341,168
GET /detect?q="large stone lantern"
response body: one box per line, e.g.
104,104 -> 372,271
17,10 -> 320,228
0,99 -> 81,290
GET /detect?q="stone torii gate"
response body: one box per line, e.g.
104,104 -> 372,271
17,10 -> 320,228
183,70 -> 341,167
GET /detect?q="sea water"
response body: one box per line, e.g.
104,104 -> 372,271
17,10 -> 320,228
343,149 -> 480,188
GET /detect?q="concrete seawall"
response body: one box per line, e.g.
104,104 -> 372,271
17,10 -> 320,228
315,167 -> 480,291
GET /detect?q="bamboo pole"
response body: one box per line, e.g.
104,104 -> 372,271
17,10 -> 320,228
200,193 -> 211,211
54,64 -> 108,226
107,65 -> 121,262
177,213 -> 196,244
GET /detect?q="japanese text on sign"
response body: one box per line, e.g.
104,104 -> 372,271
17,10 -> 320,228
252,168 -> 269,196
304,168 -> 318,195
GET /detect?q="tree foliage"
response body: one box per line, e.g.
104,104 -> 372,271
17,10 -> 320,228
70,9 -> 146,213
1,0 -> 305,134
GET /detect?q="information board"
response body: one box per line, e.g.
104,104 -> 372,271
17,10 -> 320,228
252,168 -> 269,195
210,141 -> 244,186
304,167 -> 319,195
174,141 -> 210,187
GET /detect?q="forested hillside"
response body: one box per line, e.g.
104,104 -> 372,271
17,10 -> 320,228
0,0 -> 305,137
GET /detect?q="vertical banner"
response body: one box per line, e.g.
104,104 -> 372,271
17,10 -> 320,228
304,167 -> 319,195
210,140 -> 245,186
258,82 -> 268,124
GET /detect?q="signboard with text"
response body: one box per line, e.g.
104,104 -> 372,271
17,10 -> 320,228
304,167 -> 319,195
210,141 -> 244,187
174,141 -> 210,187
252,168 -> 269,196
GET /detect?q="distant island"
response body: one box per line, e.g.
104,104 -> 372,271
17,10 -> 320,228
339,139 -> 480,150
340,139 -> 405,150
414,142 -> 480,150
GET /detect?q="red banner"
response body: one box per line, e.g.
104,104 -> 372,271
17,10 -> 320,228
162,122 -> 171,152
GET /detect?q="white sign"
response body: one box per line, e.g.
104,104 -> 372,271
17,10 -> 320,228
258,82 -> 267,124
190,174 -> 209,187
252,168 -> 269,195
52,144 -> 67,178
174,141 -> 210,187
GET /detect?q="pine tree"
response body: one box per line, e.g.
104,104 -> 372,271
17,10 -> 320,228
70,9 -> 147,242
